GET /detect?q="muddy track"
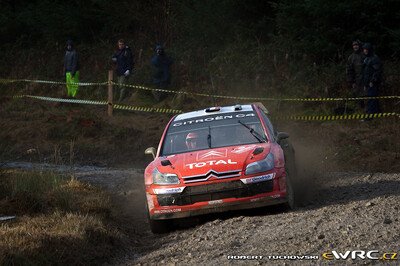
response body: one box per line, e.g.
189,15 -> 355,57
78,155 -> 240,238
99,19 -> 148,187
85,169 -> 399,265
4,162 -> 399,264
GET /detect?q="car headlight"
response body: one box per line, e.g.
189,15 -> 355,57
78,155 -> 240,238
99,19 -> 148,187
152,168 -> 180,185
245,153 -> 274,175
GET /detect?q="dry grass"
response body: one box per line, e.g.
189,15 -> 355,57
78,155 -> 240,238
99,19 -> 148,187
282,118 -> 400,173
0,98 -> 167,167
0,170 -> 124,265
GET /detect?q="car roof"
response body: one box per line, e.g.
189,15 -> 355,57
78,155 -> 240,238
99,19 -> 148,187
174,104 -> 255,121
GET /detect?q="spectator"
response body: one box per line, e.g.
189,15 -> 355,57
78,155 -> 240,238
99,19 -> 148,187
64,39 -> 79,98
346,40 -> 364,107
151,44 -> 173,101
112,39 -> 134,102
362,43 -> 382,117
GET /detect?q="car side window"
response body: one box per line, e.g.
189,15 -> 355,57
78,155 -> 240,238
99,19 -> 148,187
259,110 -> 276,142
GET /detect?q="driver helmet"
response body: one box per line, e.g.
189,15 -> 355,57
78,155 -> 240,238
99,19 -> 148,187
186,132 -> 198,149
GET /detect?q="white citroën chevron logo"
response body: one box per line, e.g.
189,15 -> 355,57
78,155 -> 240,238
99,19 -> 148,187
197,150 -> 227,160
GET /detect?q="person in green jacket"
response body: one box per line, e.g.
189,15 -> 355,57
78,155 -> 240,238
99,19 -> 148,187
64,39 -> 80,98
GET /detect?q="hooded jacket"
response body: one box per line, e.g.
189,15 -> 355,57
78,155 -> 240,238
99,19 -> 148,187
346,44 -> 364,84
362,43 -> 382,86
64,41 -> 79,75
151,45 -> 173,87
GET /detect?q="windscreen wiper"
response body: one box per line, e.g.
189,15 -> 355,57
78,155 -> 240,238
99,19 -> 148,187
238,120 -> 266,143
207,125 -> 212,148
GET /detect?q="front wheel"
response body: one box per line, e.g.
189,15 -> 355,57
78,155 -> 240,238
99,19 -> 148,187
285,172 -> 296,210
283,144 -> 297,210
148,217 -> 172,234
145,200 -> 173,234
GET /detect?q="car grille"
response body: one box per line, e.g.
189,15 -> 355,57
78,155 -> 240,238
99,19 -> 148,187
157,180 -> 274,206
182,170 -> 241,183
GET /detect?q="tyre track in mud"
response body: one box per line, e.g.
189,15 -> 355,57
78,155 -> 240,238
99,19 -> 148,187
72,165 -> 400,265
116,171 -> 400,265
4,162 -> 399,265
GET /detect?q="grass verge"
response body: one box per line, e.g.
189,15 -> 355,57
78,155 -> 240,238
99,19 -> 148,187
0,170 -> 124,265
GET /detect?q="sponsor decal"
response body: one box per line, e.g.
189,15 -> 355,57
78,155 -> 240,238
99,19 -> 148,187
250,198 -> 261,202
241,173 -> 275,184
197,150 -> 227,160
153,187 -> 185,195
146,193 -> 154,210
322,250 -> 398,261
173,113 -> 256,127
208,199 -> 223,205
154,208 -> 182,214
186,159 -> 238,169
231,145 -> 256,154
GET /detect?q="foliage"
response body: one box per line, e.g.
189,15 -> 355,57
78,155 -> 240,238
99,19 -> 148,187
273,0 -> 400,61
1,0 -> 399,97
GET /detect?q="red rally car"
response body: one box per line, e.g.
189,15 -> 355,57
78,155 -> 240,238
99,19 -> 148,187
144,103 -> 297,233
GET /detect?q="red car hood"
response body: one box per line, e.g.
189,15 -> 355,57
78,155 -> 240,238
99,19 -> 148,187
156,144 -> 271,181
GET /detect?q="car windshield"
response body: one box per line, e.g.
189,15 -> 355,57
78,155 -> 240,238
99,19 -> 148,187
161,111 -> 266,156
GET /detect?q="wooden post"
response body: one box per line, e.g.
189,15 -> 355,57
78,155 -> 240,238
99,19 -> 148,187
108,70 -> 113,117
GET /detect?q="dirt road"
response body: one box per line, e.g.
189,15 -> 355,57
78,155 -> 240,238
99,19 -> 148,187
4,162 -> 399,264
112,170 -> 400,265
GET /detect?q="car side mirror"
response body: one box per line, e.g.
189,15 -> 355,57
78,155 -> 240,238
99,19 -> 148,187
145,147 -> 156,159
277,132 -> 289,142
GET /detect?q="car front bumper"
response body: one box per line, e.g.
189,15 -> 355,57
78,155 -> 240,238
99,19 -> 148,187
147,169 -> 288,220
149,191 -> 287,220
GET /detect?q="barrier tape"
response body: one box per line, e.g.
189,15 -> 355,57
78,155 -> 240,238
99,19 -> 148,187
1,78 -> 399,102
278,112 -> 400,121
0,78 -> 107,86
10,94 -> 399,120
14,95 -> 108,105
12,95 -> 182,114
113,104 -> 182,114
114,82 -> 400,102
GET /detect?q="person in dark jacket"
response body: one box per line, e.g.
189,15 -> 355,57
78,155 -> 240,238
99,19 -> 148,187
346,40 -> 364,105
361,43 -> 382,116
151,45 -> 173,101
64,39 -> 79,98
112,39 -> 134,102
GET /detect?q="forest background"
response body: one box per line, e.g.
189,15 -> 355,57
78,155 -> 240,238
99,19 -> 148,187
1,0 -> 399,103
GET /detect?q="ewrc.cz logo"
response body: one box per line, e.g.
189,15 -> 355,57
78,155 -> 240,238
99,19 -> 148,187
322,250 -> 398,260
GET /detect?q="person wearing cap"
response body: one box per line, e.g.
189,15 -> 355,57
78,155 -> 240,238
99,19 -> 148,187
346,40 -> 364,106
151,44 -> 173,101
64,39 -> 80,98
361,43 -> 382,116
112,39 -> 134,102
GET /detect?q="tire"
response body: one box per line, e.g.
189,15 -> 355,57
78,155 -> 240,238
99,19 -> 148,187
145,201 -> 173,234
285,168 -> 296,210
148,216 -> 172,234
281,140 -> 297,210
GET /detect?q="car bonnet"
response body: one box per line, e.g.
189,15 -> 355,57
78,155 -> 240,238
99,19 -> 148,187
156,144 -> 271,182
